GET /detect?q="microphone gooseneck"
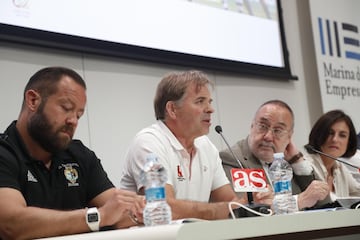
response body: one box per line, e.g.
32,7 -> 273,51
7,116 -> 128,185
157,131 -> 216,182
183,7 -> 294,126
304,144 -> 360,170
215,125 -> 272,216
215,125 -> 254,205
215,125 -> 244,169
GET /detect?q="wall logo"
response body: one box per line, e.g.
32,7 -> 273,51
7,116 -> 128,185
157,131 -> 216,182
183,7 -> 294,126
12,0 -> 29,8
318,17 -> 360,61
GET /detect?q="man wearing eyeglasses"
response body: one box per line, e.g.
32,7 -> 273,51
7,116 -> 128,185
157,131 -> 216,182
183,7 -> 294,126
220,100 -> 329,210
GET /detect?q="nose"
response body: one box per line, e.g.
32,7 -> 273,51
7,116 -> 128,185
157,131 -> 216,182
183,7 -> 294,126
66,113 -> 78,127
263,128 -> 274,141
206,102 -> 215,113
332,133 -> 340,142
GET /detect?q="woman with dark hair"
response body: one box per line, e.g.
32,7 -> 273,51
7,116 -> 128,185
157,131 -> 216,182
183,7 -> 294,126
305,110 -> 360,206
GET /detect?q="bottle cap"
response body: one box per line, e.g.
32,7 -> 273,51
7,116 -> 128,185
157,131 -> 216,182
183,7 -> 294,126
273,152 -> 284,159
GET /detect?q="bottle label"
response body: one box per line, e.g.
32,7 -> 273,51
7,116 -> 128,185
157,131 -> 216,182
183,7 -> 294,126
145,187 -> 166,201
273,180 -> 291,193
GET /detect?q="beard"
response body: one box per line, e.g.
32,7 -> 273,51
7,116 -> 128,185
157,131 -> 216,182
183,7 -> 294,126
27,104 -> 74,154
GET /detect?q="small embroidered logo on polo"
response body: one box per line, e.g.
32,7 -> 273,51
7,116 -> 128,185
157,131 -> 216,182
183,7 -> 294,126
64,165 -> 79,187
176,165 -> 185,182
27,170 -> 38,182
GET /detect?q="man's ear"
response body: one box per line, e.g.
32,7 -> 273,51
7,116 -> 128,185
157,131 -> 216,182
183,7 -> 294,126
25,89 -> 41,112
165,101 -> 177,119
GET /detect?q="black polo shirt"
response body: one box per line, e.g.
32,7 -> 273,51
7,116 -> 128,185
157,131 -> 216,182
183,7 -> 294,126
0,121 -> 114,210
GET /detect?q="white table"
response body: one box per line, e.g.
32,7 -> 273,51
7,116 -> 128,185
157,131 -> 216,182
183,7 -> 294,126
38,209 -> 360,240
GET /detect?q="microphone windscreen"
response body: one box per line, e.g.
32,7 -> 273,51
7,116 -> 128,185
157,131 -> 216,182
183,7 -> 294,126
304,144 -> 316,153
215,125 -> 222,134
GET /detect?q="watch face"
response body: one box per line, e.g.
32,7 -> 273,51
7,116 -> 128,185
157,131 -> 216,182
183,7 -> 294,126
87,213 -> 99,222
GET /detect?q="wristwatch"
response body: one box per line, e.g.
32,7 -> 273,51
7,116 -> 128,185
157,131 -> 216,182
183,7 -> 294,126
288,152 -> 303,164
86,207 -> 100,231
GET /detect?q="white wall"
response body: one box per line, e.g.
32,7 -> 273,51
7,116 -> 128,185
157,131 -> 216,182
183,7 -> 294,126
0,0 -> 322,187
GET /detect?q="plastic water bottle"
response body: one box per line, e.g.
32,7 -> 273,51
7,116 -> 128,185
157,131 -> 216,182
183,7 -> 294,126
142,153 -> 172,226
268,152 -> 297,214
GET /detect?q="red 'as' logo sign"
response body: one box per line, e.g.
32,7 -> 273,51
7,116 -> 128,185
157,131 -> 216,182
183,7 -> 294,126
231,168 -> 268,192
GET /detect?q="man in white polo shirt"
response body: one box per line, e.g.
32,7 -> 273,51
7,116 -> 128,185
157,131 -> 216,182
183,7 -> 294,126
120,70 -> 273,220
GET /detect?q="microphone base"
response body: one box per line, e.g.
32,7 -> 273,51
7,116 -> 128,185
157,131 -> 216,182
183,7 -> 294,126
231,203 -> 271,218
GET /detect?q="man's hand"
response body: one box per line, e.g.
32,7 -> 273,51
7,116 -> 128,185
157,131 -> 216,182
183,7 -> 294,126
284,140 -> 300,160
297,180 -> 329,209
253,185 -> 274,206
99,189 -> 145,227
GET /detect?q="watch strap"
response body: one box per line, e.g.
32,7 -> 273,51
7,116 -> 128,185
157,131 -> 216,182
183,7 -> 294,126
86,207 -> 100,231
288,152 -> 303,164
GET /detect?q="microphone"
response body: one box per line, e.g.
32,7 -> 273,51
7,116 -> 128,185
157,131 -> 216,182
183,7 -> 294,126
304,144 -> 360,171
215,125 -> 270,217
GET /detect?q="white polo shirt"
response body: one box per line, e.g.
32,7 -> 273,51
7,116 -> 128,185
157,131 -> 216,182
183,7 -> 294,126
119,120 -> 230,202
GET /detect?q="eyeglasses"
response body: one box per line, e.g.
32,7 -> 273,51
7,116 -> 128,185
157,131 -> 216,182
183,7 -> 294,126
254,122 -> 289,138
